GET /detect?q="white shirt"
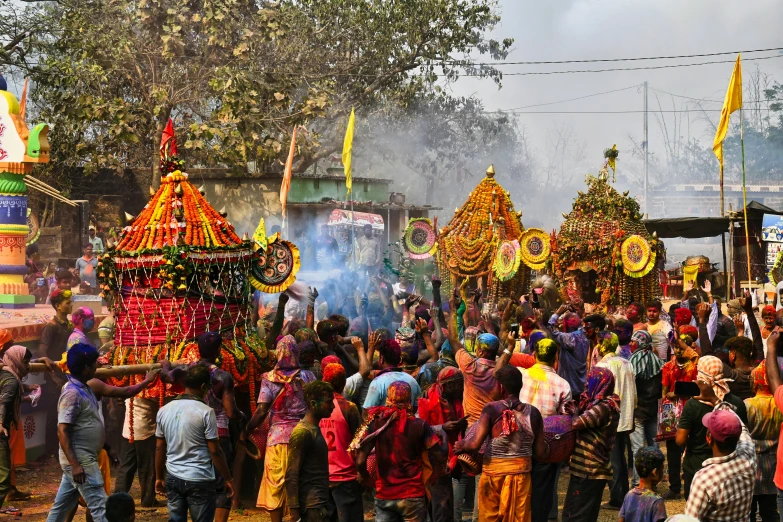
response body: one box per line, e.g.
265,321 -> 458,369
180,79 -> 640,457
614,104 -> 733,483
596,353 -> 637,432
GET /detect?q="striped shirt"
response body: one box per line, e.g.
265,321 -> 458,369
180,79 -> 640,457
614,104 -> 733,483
569,401 -> 619,481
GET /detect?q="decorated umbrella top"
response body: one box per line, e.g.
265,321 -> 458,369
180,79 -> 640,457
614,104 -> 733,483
114,120 -> 244,253
438,165 -> 524,277
559,173 -> 646,244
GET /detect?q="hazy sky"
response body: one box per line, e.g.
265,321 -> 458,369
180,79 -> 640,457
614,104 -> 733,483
449,0 -> 783,168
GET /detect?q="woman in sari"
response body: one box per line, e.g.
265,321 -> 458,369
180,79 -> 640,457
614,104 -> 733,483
243,335 -> 315,522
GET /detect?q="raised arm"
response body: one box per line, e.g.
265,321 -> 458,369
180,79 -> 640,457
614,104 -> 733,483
416,318 -> 438,364
767,327 -> 782,393
264,292 -> 289,349
696,303 -> 712,356
741,292 -> 763,362
306,287 -> 318,330
447,286 -> 467,355
88,369 -> 160,399
352,336 -> 371,379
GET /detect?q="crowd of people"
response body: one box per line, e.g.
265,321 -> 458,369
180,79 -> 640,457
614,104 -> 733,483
3,269 -> 783,522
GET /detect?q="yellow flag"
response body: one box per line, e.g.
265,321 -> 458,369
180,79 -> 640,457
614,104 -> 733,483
342,108 -> 355,195
713,55 -> 742,175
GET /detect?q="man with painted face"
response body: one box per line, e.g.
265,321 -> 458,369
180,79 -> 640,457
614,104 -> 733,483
583,314 -> 606,372
625,302 -> 647,332
547,307 -> 589,396
67,307 -> 95,350
659,327 -> 699,500
646,300 -> 672,361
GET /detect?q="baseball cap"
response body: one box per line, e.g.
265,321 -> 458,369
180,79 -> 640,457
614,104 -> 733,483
702,410 -> 742,442
88,225 -> 95,231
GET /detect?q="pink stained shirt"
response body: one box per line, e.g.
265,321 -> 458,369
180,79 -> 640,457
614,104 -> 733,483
319,396 -> 356,483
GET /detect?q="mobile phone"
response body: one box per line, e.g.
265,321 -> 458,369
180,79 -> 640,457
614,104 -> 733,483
674,381 -> 701,397
509,323 -> 520,335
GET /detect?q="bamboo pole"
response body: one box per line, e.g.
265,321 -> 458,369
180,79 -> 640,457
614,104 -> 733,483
21,362 -> 183,377
740,107 -> 752,288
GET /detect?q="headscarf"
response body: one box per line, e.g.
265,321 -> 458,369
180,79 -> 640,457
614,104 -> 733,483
321,355 -> 341,367
396,326 -> 416,344
385,381 -> 413,433
629,330 -> 663,380
579,366 -> 620,413
751,361 -> 772,396
679,325 -> 699,346
440,339 -> 455,360
697,355 -> 732,401
2,345 -> 28,382
294,327 -> 317,344
322,362 -> 346,389
674,308 -> 693,327
2,345 -> 27,429
265,335 -> 301,384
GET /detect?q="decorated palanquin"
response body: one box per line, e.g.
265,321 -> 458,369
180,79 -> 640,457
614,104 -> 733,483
436,166 -> 539,305
97,122 -> 296,407
551,167 -> 664,308
0,78 -> 49,307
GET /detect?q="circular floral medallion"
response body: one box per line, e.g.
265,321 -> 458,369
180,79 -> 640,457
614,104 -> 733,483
249,239 -> 301,293
493,240 -> 521,282
403,218 -> 438,260
620,235 -> 655,278
519,228 -> 551,270
26,211 -> 39,246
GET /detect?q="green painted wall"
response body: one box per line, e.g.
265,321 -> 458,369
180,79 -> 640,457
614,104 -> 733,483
289,177 -> 389,203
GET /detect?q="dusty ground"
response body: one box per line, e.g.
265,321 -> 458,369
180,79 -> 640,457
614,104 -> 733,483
9,454 -> 687,521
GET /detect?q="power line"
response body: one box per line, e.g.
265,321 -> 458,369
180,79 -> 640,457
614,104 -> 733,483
504,109 -> 726,114
649,86 -> 783,104
444,46 -> 783,67
505,85 -> 641,110
488,54 -> 783,77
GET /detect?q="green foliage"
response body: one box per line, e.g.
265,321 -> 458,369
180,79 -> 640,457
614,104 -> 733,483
9,0 -> 511,182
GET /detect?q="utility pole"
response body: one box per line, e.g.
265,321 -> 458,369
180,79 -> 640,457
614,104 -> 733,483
644,81 -> 649,217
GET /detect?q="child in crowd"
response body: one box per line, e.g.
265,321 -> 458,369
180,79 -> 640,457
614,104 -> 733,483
105,492 -> 135,522
619,446 -> 667,522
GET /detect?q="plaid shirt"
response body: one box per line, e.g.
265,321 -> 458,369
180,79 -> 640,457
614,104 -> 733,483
685,402 -> 757,522
519,364 -> 574,418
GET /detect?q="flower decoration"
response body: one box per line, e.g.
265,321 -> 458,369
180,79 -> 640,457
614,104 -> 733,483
403,218 -> 438,260
493,240 -> 521,281
519,228 -> 551,270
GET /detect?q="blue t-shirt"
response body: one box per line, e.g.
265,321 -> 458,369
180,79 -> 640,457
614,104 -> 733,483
363,370 -> 422,412
156,397 -> 218,481
619,488 -> 667,522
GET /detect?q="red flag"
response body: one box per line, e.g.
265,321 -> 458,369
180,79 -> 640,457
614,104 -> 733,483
160,118 -> 177,159
280,126 -> 298,219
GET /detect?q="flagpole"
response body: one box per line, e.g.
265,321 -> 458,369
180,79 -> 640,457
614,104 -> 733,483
740,106 -> 752,290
